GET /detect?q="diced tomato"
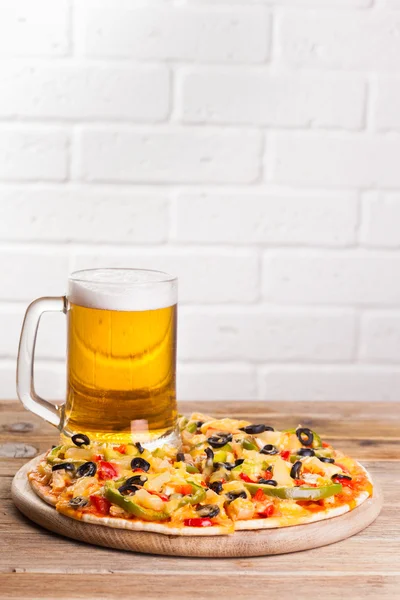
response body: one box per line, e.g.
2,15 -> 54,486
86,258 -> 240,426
97,460 -> 118,480
261,470 -> 272,480
148,490 -> 169,502
254,488 -> 267,502
322,442 -> 330,448
258,504 -> 274,518
184,518 -> 213,528
294,479 -> 306,486
132,468 -> 145,473
89,495 -> 111,515
113,444 -> 126,454
239,473 -> 255,483
280,450 -> 290,461
174,484 -> 193,496
93,454 -> 103,461
333,475 -> 355,489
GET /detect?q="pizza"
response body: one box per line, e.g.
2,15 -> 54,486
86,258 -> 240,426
28,413 -> 373,536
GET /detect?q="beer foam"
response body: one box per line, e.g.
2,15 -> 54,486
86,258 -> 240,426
68,269 -> 177,311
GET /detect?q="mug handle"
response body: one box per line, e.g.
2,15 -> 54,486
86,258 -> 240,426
17,296 -> 67,428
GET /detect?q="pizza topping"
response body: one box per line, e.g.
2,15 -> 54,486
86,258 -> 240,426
183,518 -> 213,527
209,481 -> 223,494
135,442 -> 144,454
332,473 -> 352,482
76,461 -> 97,478
118,483 -> 140,496
258,479 -> 278,487
208,433 -> 233,448
319,457 -> 335,464
51,462 -> 75,474
89,494 -> 111,515
260,444 -> 279,455
104,484 -> 170,521
298,448 -> 315,457
97,461 -> 118,480
124,475 -> 148,487
239,424 -> 273,435
295,428 -> 314,447
244,481 -> 343,501
71,434 -> 90,448
290,461 -> 302,480
68,496 -> 89,509
196,504 -> 220,519
130,457 -> 150,472
225,490 -> 247,502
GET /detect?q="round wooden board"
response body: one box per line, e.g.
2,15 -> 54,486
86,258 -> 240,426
12,456 -> 383,558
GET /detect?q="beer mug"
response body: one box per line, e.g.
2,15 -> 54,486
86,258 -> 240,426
17,268 -> 178,447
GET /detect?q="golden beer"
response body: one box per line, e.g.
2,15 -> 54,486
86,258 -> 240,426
63,302 -> 177,444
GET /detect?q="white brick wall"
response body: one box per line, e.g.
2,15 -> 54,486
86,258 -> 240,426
1,0 -> 400,403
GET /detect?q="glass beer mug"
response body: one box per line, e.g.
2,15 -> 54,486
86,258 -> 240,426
17,268 -> 178,447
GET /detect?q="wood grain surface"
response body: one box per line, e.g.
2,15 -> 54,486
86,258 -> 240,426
1,400 -> 400,599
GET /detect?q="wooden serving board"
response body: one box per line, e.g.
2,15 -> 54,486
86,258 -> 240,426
12,456 -> 382,558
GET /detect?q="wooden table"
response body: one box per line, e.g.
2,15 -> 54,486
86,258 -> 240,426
1,400 -> 399,600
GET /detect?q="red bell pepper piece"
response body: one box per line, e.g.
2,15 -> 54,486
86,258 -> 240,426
239,473 -> 255,483
97,460 -> 118,480
184,518 -> 213,527
280,450 -> 290,461
148,490 -> 169,502
113,444 -> 126,454
322,442 -> 330,448
258,504 -> 274,518
90,495 -> 111,515
254,488 -> 267,502
174,484 -> 193,496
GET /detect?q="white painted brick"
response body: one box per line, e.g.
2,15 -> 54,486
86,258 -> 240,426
0,307 -> 66,360
0,250 -> 69,302
0,0 -> 69,57
73,249 -> 259,303
175,190 -> 358,246
259,366 -> 400,402
269,133 -> 400,188
178,308 -> 356,362
78,3 -> 270,63
0,361 -> 66,401
78,128 -> 261,184
374,77 -> 400,131
0,65 -> 169,122
262,251 -> 400,306
0,128 -> 68,182
360,192 -> 400,248
178,364 -> 256,401
0,187 -> 168,244
277,11 -> 400,71
178,69 -> 365,129
360,312 -> 400,362
186,1 -> 371,6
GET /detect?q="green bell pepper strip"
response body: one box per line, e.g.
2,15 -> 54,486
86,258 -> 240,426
242,438 -> 258,451
178,482 -> 206,507
186,421 -> 198,434
46,445 -> 66,464
104,484 -> 170,522
244,481 -> 342,501
186,464 -> 199,474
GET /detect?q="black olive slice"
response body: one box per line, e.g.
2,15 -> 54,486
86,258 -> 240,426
332,473 -> 352,481
213,461 -> 236,471
52,462 -> 75,473
125,475 -> 148,487
69,496 -> 88,509
240,424 -> 274,435
196,421 -> 204,428
131,457 -> 150,472
225,491 -> 247,502
118,483 -> 140,496
196,504 -> 220,519
290,460 -> 302,479
176,452 -> 185,462
76,461 -> 97,478
296,428 -> 314,447
135,442 -> 144,454
258,479 -> 278,486
260,444 -> 279,455
319,457 -> 335,464
205,448 -> 214,461
207,432 -> 233,448
234,459 -> 244,467
298,448 -> 315,457
209,481 -> 223,494
71,433 -> 90,447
